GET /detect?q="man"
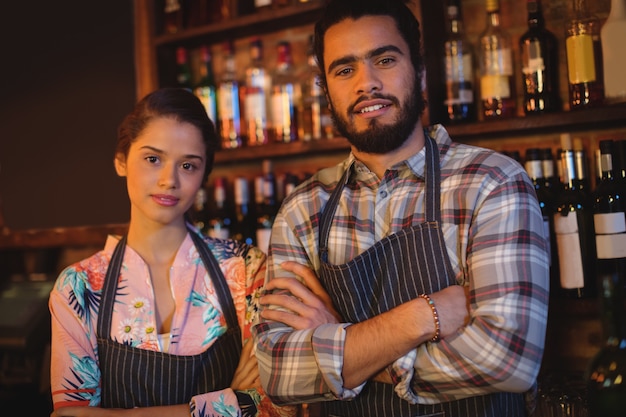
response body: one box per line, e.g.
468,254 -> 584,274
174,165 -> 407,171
253,1 -> 550,416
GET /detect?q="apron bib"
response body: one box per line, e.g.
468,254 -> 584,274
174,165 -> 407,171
317,135 -> 524,417
96,230 -> 242,408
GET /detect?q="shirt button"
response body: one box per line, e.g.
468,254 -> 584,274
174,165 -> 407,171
380,191 -> 388,198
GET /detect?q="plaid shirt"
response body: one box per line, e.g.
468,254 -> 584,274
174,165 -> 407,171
253,124 -> 550,405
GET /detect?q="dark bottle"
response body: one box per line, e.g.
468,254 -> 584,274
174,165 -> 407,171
188,187 -> 210,235
175,46 -> 192,91
443,0 -> 475,123
586,138 -> 626,413
207,177 -> 232,240
540,147 -> 560,191
519,0 -> 560,114
217,41 -> 243,149
525,148 -> 560,297
256,160 -> 278,254
553,134 -> 596,298
300,35 -> 333,140
194,45 -> 218,126
478,0 -> 517,119
565,0 -> 605,109
232,177 -> 256,246
163,0 -> 184,34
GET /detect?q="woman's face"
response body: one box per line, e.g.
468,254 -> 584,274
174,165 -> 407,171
115,116 -> 206,228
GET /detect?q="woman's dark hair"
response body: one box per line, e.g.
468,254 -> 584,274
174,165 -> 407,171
313,0 -> 426,115
116,88 -> 218,182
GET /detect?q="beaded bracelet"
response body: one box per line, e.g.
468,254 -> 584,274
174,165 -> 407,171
418,293 -> 441,343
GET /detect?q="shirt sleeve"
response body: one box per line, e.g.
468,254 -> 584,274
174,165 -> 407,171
394,170 -> 550,404
49,264 -> 103,408
191,244 -> 300,416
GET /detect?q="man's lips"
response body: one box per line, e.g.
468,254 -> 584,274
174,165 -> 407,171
353,99 -> 393,115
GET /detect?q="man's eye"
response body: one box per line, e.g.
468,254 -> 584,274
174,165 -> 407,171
336,67 -> 353,77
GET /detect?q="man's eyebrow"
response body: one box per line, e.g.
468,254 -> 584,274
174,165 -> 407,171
327,45 -> 404,74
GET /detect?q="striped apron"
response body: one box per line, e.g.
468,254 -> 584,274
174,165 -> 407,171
317,135 -> 525,417
96,230 -> 242,408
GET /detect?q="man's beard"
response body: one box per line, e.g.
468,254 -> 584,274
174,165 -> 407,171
329,88 -> 422,155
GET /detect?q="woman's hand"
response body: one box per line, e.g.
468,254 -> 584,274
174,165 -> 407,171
260,261 -> 341,329
230,337 -> 260,390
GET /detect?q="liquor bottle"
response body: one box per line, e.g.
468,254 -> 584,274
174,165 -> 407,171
565,0 -> 605,109
232,177 -> 256,245
217,41 -> 243,149
602,0 -> 626,104
525,148 -> 560,297
194,45 -> 218,125
271,41 -> 300,143
300,35 -> 333,141
188,187 -> 210,235
443,0 -> 475,123
254,0 -> 272,12
175,46 -> 192,91
478,0 -> 516,119
256,160 -> 278,254
163,0 -> 184,34
244,38 -> 271,146
540,147 -> 560,191
553,134 -> 596,298
519,0 -> 560,114
207,177 -> 232,240
587,141 -> 626,414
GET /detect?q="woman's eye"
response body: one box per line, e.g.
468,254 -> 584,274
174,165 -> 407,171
182,162 -> 196,171
145,156 -> 158,164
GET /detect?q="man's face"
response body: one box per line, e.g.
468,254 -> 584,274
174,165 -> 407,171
323,15 -> 421,154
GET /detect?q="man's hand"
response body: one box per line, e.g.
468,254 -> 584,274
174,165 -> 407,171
260,261 -> 341,329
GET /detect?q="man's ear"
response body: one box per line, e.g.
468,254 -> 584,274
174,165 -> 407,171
114,154 -> 127,177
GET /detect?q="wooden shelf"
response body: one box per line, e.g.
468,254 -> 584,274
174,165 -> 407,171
213,105 -> 626,165
153,2 -> 324,47
0,223 -> 129,250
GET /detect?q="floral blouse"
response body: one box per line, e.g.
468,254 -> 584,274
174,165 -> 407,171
49,229 -> 296,417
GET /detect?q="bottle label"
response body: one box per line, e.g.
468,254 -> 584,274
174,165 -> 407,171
255,0 -> 272,7
245,91 -> 267,123
566,34 -> 597,84
271,85 -> 294,127
195,87 -> 217,122
256,228 -> 271,254
445,52 -> 473,82
483,48 -> 513,76
522,41 -> 545,74
554,212 -> 585,289
594,212 -> 626,259
218,84 -> 237,120
480,74 -> 511,99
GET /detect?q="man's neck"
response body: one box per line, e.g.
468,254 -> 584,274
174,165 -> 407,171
351,122 -> 425,179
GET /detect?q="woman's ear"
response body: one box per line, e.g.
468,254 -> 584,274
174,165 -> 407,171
114,153 -> 127,177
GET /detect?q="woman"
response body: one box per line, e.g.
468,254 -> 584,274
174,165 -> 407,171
49,88 -> 296,417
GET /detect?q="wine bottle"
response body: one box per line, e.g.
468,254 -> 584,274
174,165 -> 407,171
217,41 -> 243,149
175,46 -> 192,91
565,0 -> 605,109
163,0 -> 184,34
478,0 -> 516,119
519,0 -> 560,114
207,177 -> 232,240
271,41 -> 300,143
442,0 -> 475,123
586,140 -> 626,414
232,177 -> 255,246
256,160 -> 278,254
525,148 -> 560,297
244,38 -> 271,146
194,45 -> 218,126
188,187 -> 210,235
553,134 -> 596,298
300,35 -> 333,140
602,0 -> 626,104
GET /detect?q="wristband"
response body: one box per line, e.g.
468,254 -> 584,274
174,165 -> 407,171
418,293 -> 441,343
